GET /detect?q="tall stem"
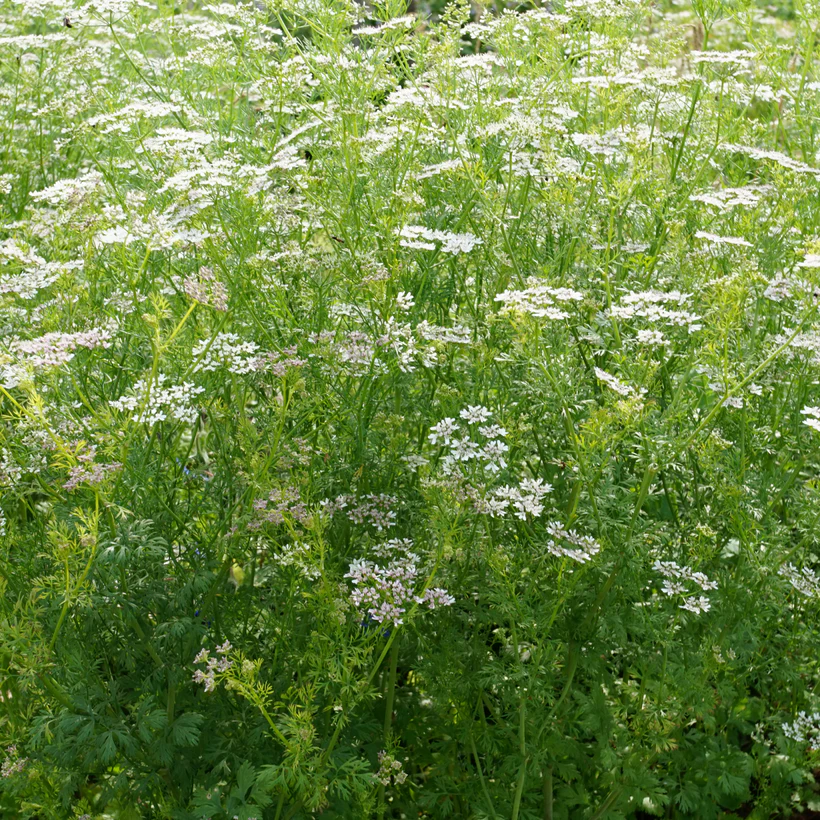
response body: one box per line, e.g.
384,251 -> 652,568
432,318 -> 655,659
543,767 -> 553,820
511,692 -> 527,820
383,638 -> 399,739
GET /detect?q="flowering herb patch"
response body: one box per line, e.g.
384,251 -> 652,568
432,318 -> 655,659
3,0 -> 820,816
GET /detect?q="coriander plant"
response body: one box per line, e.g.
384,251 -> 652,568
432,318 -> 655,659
2,0 -> 820,816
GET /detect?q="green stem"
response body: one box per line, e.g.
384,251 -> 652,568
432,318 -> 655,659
589,787 -> 622,820
273,792 -> 286,820
670,81 -> 701,184
470,730 -> 497,819
383,638 -> 399,739
377,637 -> 400,816
511,692 -> 527,820
543,767 -> 553,820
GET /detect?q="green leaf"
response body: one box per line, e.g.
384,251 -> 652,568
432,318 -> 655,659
170,712 -> 203,747
99,731 -> 117,765
236,760 -> 255,799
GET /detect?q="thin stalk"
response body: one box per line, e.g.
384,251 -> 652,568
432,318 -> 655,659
678,305 -> 817,456
510,692 -> 527,820
589,787 -> 622,820
383,638 -> 399,739
543,767 -> 553,820
470,730 -> 497,820
377,638 -> 400,815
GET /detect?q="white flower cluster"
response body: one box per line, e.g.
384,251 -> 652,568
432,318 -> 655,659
689,49 -> 756,65
370,537 -> 415,559
332,318 -> 476,376
636,329 -> 667,346
353,14 -> 415,36
110,374 -> 205,426
653,560 -> 718,615
2,327 -> 113,387
495,282 -> 584,320
0,449 -> 22,488
64,0 -> 150,26
321,493 -> 398,531
92,210 -> 212,253
721,143 -> 820,178
415,157 -> 468,180
1,745 -> 27,778
594,367 -> 639,397
378,318 -> 434,373
478,478 -> 553,519
570,130 -> 625,158
64,452 -> 123,492
689,185 -> 766,212
398,225 -> 483,254
695,230 -> 753,248
192,641 -> 233,693
1,268 -> 59,300
9,327 -> 113,369
192,333 -> 263,375
415,320 -> 473,345
345,546 -> 455,626
609,289 -> 702,333
0,361 -> 28,390
273,541 -> 319,580
0,442 -> 44,486
29,170 -> 106,207
564,0 -> 644,20
81,100 -> 183,135
797,253 -> 820,269
249,486 -> 308,531
376,751 -> 408,786
776,330 -> 820,366
679,597 -> 712,614
545,522 -> 601,563
157,154 -> 289,198
138,127 -> 215,157
184,268 -> 228,311
336,332 -> 377,371
778,563 -> 820,598
92,225 -> 140,249
783,711 -> 820,745
801,406 -> 820,434
396,291 -> 414,311
428,407 -> 509,474
0,259 -> 83,299
763,276 -> 795,303
0,239 -> 46,267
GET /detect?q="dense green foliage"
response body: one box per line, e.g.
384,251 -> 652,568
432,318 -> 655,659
2,0 -> 820,816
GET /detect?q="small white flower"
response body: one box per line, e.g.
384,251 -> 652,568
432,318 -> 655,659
680,596 -> 711,614
429,418 -> 459,445
661,580 -> 687,596
460,405 -> 492,424
594,367 -> 635,396
695,230 -> 753,248
802,406 -> 820,432
636,329 -> 666,346
798,253 -> 820,268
